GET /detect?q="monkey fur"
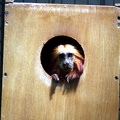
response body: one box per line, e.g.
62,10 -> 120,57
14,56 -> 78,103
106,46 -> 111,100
50,44 -> 84,83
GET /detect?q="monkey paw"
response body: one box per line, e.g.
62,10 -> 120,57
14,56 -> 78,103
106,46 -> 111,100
66,75 -> 73,83
51,74 -> 60,81
66,73 -> 79,83
66,77 -> 70,83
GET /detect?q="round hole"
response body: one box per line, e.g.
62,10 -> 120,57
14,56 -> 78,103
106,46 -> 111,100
117,16 -> 120,21
115,76 -> 119,80
117,23 -> 120,28
40,36 -> 85,76
4,73 -> 8,77
5,21 -> 9,25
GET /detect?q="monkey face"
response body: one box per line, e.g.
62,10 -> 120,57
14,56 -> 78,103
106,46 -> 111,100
57,52 -> 75,74
50,44 -> 84,82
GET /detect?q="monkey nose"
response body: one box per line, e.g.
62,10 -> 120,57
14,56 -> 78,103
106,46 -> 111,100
63,61 -> 68,65
63,62 -> 69,67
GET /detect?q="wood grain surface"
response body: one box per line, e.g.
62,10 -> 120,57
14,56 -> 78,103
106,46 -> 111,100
1,3 -> 120,120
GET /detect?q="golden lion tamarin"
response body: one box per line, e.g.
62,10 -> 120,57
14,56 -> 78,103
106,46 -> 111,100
50,44 -> 84,83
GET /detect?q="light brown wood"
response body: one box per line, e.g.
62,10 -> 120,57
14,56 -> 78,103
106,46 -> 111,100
1,3 -> 120,120
115,5 -> 120,95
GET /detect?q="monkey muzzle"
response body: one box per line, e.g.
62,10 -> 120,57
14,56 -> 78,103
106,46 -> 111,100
59,62 -> 73,74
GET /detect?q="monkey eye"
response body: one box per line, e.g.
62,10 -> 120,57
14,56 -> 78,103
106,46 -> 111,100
68,53 -> 73,57
59,53 -> 65,59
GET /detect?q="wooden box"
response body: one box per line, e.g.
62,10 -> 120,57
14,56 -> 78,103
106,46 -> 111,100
1,3 -> 120,120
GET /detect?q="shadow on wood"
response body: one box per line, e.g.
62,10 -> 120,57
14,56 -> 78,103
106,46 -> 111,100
49,77 -> 80,100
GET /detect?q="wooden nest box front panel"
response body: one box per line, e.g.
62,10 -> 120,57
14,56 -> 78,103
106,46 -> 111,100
2,3 -> 120,120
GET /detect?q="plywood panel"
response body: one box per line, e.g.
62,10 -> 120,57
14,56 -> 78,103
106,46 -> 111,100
115,4 -> 120,95
1,3 -> 120,120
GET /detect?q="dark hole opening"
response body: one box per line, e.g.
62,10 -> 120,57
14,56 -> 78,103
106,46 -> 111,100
4,73 -> 7,77
115,76 -> 119,80
117,23 -> 120,28
40,36 -> 85,75
118,16 -> 120,21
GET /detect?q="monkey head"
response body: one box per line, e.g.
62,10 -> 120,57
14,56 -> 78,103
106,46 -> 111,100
50,44 -> 84,82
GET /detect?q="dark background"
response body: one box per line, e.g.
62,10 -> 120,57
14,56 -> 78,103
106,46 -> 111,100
0,0 -> 120,119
